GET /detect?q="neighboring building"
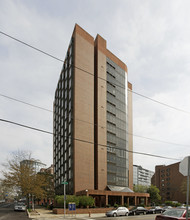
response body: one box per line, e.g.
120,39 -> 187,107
40,164 -> 54,175
20,159 -> 46,173
39,165 -> 54,205
53,24 -> 149,206
133,165 -> 154,186
152,162 -> 186,203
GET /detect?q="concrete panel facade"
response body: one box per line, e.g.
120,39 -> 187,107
73,25 -> 95,193
128,82 -> 133,189
94,35 -> 107,190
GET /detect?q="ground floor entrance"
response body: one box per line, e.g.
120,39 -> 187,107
76,189 -> 150,207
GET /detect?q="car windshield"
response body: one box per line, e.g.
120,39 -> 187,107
16,202 -> 25,206
163,209 -> 184,217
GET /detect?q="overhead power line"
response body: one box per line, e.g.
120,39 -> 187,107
1,30 -> 190,115
0,31 -> 64,62
0,118 -> 52,135
0,30 -> 190,149
130,90 -> 190,115
0,118 -> 180,161
0,92 -> 189,148
0,93 -> 52,113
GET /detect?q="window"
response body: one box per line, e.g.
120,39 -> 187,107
69,158 -> 71,168
69,68 -> 72,78
69,78 -> 72,88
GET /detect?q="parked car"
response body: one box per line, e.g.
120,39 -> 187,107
14,202 -> 27,211
106,207 -> 129,217
176,205 -> 186,209
162,206 -> 172,212
148,206 -> 164,214
155,208 -> 189,220
129,206 -> 148,215
0,200 -> 5,203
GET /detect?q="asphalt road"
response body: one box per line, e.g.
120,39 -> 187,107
0,203 -> 157,220
104,214 -> 157,220
32,214 -> 157,220
0,202 -> 28,220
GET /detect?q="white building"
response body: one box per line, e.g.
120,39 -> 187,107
133,165 -> 154,186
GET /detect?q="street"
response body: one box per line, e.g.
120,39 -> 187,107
0,202 -> 28,220
0,203 -> 158,220
31,213 -> 158,220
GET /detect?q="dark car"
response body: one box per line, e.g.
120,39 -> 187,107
106,207 -> 129,217
148,206 -> 164,214
155,208 -> 189,220
129,206 -> 148,215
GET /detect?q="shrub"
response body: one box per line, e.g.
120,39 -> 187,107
55,195 -> 94,208
165,201 -> 173,206
165,201 -> 181,207
174,202 -> 181,207
78,196 -> 95,208
114,203 -> 119,208
66,195 -> 79,207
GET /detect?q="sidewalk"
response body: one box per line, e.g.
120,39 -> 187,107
28,208 -> 105,219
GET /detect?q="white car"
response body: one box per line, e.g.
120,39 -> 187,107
14,202 -> 27,211
106,207 -> 129,217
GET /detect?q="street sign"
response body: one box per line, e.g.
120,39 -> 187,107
179,156 -> 190,176
68,203 -> 76,211
61,181 -> 68,185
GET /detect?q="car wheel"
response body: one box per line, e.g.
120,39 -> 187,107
144,211 -> 146,215
113,213 -> 117,217
125,212 -> 128,216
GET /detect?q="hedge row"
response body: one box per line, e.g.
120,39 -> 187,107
55,195 -> 95,208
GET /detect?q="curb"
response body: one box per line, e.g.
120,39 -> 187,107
27,209 -> 40,218
27,209 -> 31,218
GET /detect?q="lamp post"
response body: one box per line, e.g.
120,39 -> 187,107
61,179 -> 68,218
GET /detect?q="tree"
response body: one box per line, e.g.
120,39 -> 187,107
147,185 -> 161,205
133,184 -> 148,193
1,150 -> 47,209
37,170 -> 55,204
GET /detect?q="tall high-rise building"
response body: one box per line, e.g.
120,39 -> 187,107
53,24 -> 148,206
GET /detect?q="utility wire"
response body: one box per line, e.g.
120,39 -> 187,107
1,30 -> 190,115
0,118 -> 52,135
0,92 -> 189,148
0,93 -> 52,113
130,90 -> 190,115
0,31 -> 190,150
0,31 -> 64,62
0,118 -> 180,161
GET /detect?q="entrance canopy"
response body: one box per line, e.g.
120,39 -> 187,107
107,185 -> 134,193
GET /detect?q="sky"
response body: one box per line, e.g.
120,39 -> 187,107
1,0 -> 190,175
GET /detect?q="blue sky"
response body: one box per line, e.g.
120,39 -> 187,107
1,0 -> 190,174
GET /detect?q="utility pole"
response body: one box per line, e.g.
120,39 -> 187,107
186,159 -> 189,220
61,178 -> 68,219
179,156 -> 190,220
